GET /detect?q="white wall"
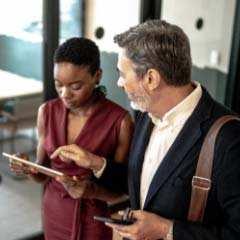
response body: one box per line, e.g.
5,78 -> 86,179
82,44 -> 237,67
84,0 -> 140,111
85,0 -> 141,53
161,0 -> 236,73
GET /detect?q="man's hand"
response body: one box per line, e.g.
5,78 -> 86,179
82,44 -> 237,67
106,210 -> 173,240
51,144 -> 104,171
55,175 -> 96,199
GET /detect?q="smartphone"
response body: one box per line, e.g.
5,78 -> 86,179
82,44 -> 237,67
94,216 -> 134,225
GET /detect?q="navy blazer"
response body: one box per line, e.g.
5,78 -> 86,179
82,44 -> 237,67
128,88 -> 240,240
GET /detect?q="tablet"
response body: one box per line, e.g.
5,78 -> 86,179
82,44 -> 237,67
2,152 -> 64,178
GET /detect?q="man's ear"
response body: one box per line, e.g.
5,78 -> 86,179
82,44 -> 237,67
95,69 -> 102,85
144,68 -> 161,91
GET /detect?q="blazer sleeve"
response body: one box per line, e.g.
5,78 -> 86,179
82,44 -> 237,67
173,121 -> 240,240
94,160 -> 128,194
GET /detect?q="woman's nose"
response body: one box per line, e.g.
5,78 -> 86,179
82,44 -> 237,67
61,86 -> 71,98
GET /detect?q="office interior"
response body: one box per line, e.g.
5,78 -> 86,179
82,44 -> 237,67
0,0 -> 240,239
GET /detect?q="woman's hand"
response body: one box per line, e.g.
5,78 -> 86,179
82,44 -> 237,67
51,144 -> 105,171
55,175 -> 96,199
9,153 -> 38,176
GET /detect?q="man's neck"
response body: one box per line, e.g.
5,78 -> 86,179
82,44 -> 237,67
149,83 -> 195,119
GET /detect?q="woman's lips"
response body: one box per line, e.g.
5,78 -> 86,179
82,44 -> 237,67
62,99 -> 74,107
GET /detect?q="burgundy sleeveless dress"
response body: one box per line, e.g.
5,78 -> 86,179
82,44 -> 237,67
42,95 -> 127,240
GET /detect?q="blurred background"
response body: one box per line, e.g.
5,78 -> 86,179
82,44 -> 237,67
0,0 -> 240,239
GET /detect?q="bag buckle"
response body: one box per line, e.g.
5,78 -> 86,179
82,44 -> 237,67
192,176 -> 211,191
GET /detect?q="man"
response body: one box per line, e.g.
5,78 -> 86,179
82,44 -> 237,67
52,20 -> 240,239
105,19 -> 240,240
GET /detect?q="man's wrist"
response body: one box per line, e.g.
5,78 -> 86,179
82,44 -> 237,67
89,155 -> 105,171
164,220 -> 173,240
90,157 -> 107,178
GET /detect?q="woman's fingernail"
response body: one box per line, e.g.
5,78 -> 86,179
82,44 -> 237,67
73,176 -> 78,181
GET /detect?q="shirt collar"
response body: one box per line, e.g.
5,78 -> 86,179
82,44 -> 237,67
149,82 -> 202,128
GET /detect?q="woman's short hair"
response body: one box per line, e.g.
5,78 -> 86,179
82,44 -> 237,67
54,37 -> 100,76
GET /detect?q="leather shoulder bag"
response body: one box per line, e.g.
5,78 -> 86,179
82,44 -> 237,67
188,115 -> 240,222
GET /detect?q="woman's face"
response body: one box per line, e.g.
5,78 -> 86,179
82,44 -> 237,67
54,62 -> 101,110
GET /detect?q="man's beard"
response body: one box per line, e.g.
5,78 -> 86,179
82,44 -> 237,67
129,92 -> 151,113
130,101 -> 146,112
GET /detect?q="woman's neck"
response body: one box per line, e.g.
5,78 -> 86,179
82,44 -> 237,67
70,92 -> 100,117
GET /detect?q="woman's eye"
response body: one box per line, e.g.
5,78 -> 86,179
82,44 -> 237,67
71,84 -> 82,90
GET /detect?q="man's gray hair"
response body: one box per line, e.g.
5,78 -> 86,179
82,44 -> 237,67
114,20 -> 192,86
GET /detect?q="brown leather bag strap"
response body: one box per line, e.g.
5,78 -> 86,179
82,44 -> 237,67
188,115 -> 240,222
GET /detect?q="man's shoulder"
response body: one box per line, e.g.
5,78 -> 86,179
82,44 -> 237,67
211,99 -> 235,117
202,96 -> 240,156
208,99 -> 240,132
198,88 -> 238,124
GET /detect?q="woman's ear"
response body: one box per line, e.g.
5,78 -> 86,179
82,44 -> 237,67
144,68 -> 161,91
95,69 -> 102,85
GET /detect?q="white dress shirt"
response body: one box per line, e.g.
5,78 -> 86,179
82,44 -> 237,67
140,82 -> 202,209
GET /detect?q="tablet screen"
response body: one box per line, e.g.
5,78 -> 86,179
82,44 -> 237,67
2,152 -> 64,178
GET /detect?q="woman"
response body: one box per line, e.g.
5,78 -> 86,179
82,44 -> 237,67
12,38 -> 133,240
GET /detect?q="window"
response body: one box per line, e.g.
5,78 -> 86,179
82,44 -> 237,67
0,0 -> 42,42
60,0 -> 83,41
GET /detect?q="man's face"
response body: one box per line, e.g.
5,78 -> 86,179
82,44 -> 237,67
117,50 -> 150,112
54,62 -> 99,110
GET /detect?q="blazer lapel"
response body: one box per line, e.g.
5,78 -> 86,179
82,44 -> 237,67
143,89 -> 213,209
128,113 -> 154,209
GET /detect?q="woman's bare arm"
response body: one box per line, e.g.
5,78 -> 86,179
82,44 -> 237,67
114,113 -> 134,163
29,103 -> 50,183
87,113 -> 134,201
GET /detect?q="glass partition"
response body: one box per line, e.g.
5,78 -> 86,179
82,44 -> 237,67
0,1 -> 43,239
